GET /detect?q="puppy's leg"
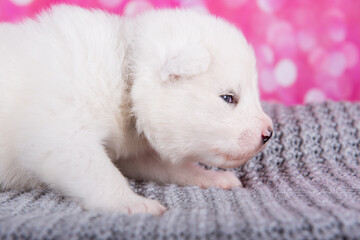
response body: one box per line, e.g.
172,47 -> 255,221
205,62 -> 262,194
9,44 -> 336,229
18,129 -> 166,215
120,156 -> 242,189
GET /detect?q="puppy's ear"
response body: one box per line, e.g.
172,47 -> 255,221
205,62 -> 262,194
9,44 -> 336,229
160,44 -> 210,81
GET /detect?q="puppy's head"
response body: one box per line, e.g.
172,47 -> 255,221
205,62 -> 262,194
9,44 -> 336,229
130,9 -> 273,168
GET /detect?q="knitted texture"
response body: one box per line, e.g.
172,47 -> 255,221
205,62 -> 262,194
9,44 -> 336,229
0,101 -> 359,239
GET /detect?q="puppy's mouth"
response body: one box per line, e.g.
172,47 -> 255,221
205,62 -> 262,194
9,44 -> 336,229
212,149 -> 245,162
206,148 -> 262,168
186,146 -> 263,169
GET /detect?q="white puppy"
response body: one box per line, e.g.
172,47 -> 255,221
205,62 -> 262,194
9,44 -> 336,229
0,5 -> 273,215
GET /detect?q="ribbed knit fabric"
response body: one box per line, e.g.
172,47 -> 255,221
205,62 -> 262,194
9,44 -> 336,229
0,101 -> 359,239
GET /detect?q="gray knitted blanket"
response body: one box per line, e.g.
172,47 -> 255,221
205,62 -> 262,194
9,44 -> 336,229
0,101 -> 359,239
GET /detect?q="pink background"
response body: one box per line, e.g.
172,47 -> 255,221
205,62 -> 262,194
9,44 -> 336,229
1,0 -> 359,105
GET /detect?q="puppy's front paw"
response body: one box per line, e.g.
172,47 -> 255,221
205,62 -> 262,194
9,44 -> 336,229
119,196 -> 167,216
85,194 -> 166,216
196,171 -> 243,190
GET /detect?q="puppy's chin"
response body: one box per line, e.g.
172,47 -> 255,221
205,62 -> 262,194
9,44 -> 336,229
194,151 -> 256,169
168,142 -> 267,168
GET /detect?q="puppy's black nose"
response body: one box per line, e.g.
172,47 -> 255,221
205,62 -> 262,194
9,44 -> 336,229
262,129 -> 273,144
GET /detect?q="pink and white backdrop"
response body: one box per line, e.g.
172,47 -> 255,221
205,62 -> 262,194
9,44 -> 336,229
1,0 -> 359,105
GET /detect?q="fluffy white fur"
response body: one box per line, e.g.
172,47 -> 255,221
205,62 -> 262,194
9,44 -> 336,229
0,5 -> 273,215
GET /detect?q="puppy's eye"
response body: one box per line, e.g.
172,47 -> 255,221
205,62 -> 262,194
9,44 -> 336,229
220,94 -> 237,104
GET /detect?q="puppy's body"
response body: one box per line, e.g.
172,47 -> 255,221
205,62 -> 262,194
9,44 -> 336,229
0,6 -> 272,215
